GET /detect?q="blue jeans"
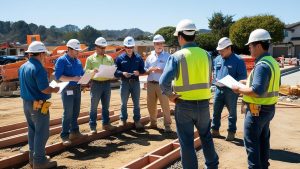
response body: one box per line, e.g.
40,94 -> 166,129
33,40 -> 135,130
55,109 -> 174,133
89,80 -> 111,129
120,80 -> 141,122
211,87 -> 238,132
23,100 -> 49,164
244,105 -> 275,169
60,86 -> 81,139
175,99 -> 219,169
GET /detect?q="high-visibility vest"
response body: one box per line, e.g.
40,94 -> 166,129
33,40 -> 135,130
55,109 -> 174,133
173,47 -> 212,100
243,56 -> 280,105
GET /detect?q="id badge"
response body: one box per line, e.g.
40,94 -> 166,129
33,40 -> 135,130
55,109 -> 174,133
67,90 -> 74,95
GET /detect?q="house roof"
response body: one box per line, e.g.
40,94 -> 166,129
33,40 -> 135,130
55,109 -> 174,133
286,21 -> 300,29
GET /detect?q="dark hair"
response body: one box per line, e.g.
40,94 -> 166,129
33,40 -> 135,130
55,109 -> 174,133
252,41 -> 270,51
178,31 -> 195,42
30,52 -> 41,57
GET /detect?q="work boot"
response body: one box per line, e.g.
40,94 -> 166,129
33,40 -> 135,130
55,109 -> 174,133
62,138 -> 72,146
103,124 -> 117,131
145,122 -> 157,129
33,159 -> 57,169
211,129 -> 221,137
69,132 -> 86,140
134,121 -> 144,130
90,128 -> 97,135
164,126 -> 172,133
30,155 -> 50,167
118,120 -> 127,127
225,131 -> 235,141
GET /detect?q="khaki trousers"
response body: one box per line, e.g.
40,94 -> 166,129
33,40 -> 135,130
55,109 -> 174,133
147,82 -> 171,127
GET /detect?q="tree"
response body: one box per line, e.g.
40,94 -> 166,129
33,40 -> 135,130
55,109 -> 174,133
195,33 -> 219,51
155,26 -> 178,47
208,12 -> 234,38
230,15 -> 285,53
78,25 -> 101,49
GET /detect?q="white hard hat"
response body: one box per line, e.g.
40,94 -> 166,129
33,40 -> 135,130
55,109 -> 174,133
95,37 -> 107,47
216,37 -> 233,50
153,34 -> 165,43
246,29 -> 271,45
174,19 -> 197,36
66,39 -> 82,51
25,41 -> 48,53
123,36 -> 135,47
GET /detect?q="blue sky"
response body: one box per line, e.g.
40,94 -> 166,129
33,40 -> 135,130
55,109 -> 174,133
0,0 -> 299,33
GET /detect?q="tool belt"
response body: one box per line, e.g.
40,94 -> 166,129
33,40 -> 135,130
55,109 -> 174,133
245,102 -> 261,116
33,100 -> 52,115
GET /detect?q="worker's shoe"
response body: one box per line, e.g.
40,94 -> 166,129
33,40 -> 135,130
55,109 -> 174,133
145,122 -> 158,129
164,126 -> 172,133
30,155 -> 50,167
211,129 -> 221,137
118,120 -> 127,127
134,121 -> 144,130
62,138 -> 72,146
103,124 -> 117,131
90,128 -> 97,135
69,132 -> 86,140
225,131 -> 235,141
33,159 -> 57,169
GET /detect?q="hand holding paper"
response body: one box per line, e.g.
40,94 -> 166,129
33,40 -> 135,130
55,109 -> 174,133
216,75 -> 246,89
94,65 -> 117,79
49,80 -> 69,93
78,72 -> 94,84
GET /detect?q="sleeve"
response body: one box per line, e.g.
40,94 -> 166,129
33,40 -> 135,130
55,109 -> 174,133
236,59 -> 247,81
251,64 -> 271,95
144,56 -> 150,71
139,57 -> 146,74
159,56 -> 178,96
84,57 -> 93,73
35,68 -> 49,91
54,58 -> 64,80
114,57 -> 123,78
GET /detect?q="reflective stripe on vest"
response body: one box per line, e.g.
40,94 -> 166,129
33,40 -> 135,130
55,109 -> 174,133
243,56 -> 280,105
173,47 -> 211,100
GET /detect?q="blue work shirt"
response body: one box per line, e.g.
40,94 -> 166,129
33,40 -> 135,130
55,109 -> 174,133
159,42 -> 201,96
54,54 -> 84,86
19,58 -> 50,101
213,53 -> 247,84
145,50 -> 170,82
114,52 -> 146,80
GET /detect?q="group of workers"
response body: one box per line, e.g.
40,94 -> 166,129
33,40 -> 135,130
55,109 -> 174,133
19,18 -> 280,169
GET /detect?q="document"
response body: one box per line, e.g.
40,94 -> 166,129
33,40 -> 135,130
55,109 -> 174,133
94,65 -> 117,79
49,80 -> 69,93
78,72 -> 93,84
216,75 -> 246,89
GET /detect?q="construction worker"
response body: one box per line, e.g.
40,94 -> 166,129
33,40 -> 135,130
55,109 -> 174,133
144,34 -> 172,132
84,37 -> 117,133
232,29 -> 280,168
55,39 -> 85,146
19,41 -> 59,169
211,37 -> 247,141
114,36 -> 146,130
160,19 -> 219,169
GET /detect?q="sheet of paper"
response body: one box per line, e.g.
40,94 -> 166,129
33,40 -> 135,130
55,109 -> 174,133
49,80 -> 69,93
217,75 -> 246,89
78,72 -> 93,84
94,65 -> 117,79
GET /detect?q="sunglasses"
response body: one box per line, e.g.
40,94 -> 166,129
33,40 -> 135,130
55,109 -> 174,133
96,46 -> 106,49
125,46 -> 134,49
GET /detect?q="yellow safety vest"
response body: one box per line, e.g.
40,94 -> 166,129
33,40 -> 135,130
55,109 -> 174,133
173,47 -> 212,100
243,56 -> 280,105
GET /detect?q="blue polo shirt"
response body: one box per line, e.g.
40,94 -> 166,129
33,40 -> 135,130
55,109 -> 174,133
213,53 -> 247,84
114,52 -> 145,80
19,58 -> 50,101
54,54 -> 84,86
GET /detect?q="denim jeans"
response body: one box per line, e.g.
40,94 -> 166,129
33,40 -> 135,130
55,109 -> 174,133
175,99 -> 219,169
89,80 -> 111,129
23,100 -> 49,164
211,87 -> 238,132
60,86 -> 81,139
244,105 -> 275,169
120,80 -> 141,122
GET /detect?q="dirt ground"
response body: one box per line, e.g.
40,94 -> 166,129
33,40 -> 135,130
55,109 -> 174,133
0,89 -> 299,169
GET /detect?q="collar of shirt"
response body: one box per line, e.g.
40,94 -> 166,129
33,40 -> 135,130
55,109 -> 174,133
65,53 -> 77,62
29,57 -> 42,67
154,50 -> 165,57
255,52 -> 270,63
182,42 -> 197,49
